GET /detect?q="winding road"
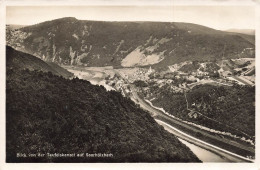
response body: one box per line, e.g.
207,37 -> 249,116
115,70 -> 254,162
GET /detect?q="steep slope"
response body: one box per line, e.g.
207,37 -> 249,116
186,84 -> 255,137
46,62 -> 74,78
144,83 -> 255,139
6,46 -> 73,78
6,48 -> 200,163
6,17 -> 255,69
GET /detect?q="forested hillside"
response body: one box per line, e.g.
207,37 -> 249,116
6,17 -> 254,69
186,84 -> 255,137
146,84 -> 255,139
6,69 -> 201,162
6,46 -> 73,78
6,47 -> 201,162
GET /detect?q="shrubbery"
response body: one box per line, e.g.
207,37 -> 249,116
6,69 -> 200,163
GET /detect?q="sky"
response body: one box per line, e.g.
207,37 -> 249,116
6,5 -> 255,30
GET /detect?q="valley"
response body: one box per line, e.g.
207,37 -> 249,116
7,47 -> 202,163
63,66 -> 115,91
61,56 -> 255,162
6,17 -> 255,163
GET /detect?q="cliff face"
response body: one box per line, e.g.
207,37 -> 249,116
6,17 -> 255,69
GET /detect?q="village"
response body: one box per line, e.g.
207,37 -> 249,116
105,58 -> 255,99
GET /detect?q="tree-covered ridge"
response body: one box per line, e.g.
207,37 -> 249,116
148,84 -> 188,118
7,17 -> 254,69
186,84 -> 255,137
6,69 -> 200,162
6,46 -> 73,78
146,84 -> 255,139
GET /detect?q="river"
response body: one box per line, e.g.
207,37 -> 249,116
64,66 -> 234,162
178,138 -> 229,162
157,120 -> 230,162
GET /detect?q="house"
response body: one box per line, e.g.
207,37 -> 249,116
147,66 -> 154,74
188,111 -> 198,119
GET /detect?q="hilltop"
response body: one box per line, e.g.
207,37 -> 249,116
6,17 -> 254,70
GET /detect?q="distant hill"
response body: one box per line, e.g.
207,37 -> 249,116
225,29 -> 255,44
6,68 -> 200,162
6,17 -> 255,69
6,46 -> 73,78
226,29 -> 255,35
6,24 -> 27,30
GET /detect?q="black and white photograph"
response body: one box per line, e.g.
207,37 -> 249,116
1,0 -> 259,167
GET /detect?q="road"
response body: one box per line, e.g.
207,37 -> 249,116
156,120 -> 252,162
115,70 -> 254,162
244,67 -> 255,76
231,76 -> 254,86
188,79 -> 233,89
133,86 -> 254,162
